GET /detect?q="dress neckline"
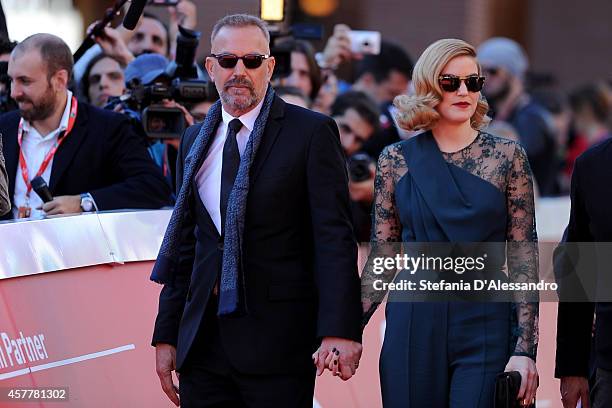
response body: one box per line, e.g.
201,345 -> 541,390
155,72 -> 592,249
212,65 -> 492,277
438,131 -> 482,155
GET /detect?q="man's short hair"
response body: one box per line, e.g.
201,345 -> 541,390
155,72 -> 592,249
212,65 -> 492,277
331,90 -> 381,130
355,41 -> 413,83
12,33 -> 73,80
210,14 -> 270,45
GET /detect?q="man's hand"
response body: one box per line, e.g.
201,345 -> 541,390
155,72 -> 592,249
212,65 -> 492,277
560,376 -> 590,408
94,26 -> 135,66
169,0 -> 198,29
312,337 -> 362,381
156,343 -> 180,407
168,1 -> 198,60
41,195 -> 82,215
321,24 -> 353,69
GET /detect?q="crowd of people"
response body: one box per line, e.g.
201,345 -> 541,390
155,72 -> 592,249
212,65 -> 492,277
0,3 -> 610,408
0,2 -> 608,228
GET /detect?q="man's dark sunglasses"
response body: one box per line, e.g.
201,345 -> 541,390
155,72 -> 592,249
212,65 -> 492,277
438,74 -> 485,93
209,53 -> 270,69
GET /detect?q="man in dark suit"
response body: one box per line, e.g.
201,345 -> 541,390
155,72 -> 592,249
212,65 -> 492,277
152,14 -> 362,408
0,33 -> 171,220
556,138 -> 612,408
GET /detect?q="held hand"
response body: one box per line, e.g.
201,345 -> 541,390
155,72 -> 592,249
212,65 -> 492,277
504,356 -> 538,406
41,195 -> 82,216
156,343 -> 180,407
312,337 -> 362,381
560,376 -> 590,408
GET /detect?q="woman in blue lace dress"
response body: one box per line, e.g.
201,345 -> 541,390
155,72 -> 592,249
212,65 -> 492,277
361,38 -> 539,407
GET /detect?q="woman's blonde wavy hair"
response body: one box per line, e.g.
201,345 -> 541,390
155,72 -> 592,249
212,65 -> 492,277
393,38 -> 490,131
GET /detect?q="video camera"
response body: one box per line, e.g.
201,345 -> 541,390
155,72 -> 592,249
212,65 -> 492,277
107,26 -> 214,139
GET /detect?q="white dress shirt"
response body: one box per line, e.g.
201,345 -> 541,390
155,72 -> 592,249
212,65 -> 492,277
13,90 -> 73,219
195,98 -> 265,234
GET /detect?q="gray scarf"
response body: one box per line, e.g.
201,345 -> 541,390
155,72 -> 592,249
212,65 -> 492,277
151,86 -> 277,316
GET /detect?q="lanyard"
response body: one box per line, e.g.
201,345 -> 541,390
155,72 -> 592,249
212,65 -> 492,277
17,96 -> 78,197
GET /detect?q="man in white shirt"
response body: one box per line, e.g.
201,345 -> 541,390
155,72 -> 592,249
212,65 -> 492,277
0,33 -> 172,220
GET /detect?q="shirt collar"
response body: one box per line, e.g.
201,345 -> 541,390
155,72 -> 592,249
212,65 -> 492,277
22,90 -> 73,136
221,96 -> 266,133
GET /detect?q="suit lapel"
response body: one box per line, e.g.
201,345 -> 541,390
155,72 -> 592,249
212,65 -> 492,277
249,96 -> 285,184
49,105 -> 88,192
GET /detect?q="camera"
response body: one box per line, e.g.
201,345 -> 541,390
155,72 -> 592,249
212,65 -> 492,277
108,26 -> 213,139
347,153 -> 373,182
347,30 -> 381,55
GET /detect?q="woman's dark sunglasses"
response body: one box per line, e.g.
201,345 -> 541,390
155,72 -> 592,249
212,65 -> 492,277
209,53 -> 270,69
438,74 -> 485,93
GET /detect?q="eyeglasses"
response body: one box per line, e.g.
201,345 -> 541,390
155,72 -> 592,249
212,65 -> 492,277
209,53 -> 270,69
438,74 -> 485,93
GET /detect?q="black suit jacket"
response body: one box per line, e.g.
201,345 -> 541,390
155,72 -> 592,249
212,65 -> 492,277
555,138 -> 612,377
0,102 -> 172,220
152,96 -> 362,374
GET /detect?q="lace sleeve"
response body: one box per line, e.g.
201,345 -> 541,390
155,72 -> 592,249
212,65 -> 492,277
361,145 -> 404,327
506,144 -> 539,360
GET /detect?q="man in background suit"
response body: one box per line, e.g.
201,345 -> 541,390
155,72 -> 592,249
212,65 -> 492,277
556,137 -> 612,407
0,33 -> 171,220
152,14 -> 362,408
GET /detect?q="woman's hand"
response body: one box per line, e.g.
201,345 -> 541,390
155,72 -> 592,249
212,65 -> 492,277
505,355 -> 538,406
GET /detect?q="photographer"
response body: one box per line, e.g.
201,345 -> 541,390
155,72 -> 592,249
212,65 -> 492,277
320,25 -> 414,158
276,39 -> 322,107
117,25 -> 215,196
331,90 -> 380,242
80,53 -> 126,108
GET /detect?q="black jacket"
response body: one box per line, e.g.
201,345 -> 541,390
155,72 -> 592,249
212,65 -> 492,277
152,96 -> 362,374
555,138 -> 612,377
0,102 -> 172,219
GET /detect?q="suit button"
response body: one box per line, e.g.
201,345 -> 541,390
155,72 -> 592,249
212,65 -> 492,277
218,237 -> 224,251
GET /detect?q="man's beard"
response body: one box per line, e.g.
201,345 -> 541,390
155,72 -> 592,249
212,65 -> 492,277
15,84 -> 56,122
484,80 -> 511,113
220,77 -> 259,112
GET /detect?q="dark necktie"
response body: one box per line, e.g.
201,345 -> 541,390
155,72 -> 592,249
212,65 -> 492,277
220,118 -> 243,235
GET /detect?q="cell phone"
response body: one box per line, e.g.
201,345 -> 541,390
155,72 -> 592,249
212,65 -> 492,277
348,30 -> 381,55
148,0 -> 179,6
